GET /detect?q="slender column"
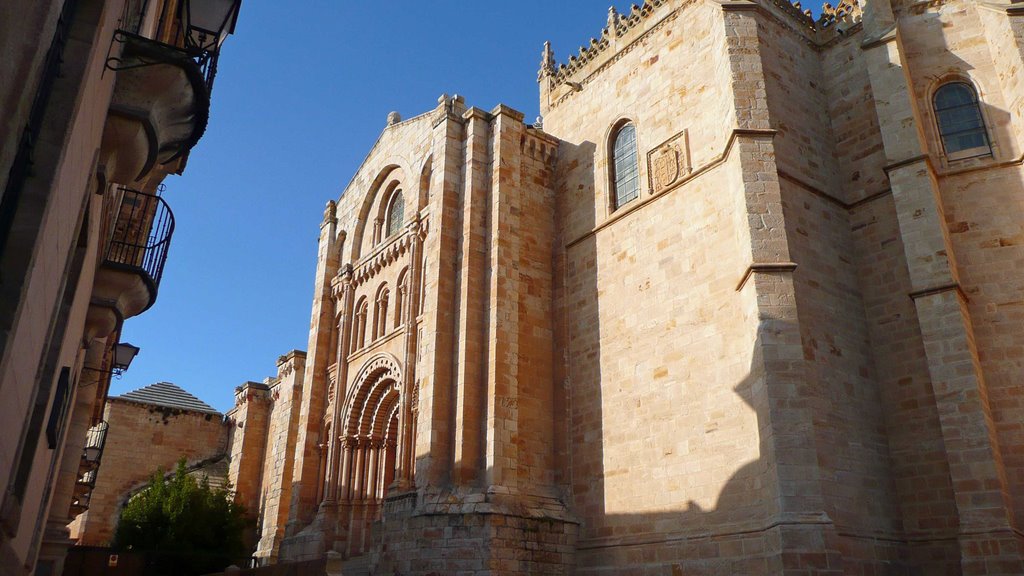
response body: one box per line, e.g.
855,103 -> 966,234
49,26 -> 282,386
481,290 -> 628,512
398,218 -> 424,487
366,440 -> 382,501
351,438 -> 367,501
324,264 -> 354,504
338,436 -> 355,503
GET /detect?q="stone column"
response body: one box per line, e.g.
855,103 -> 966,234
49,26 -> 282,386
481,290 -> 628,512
285,201 -> 340,534
398,218 -> 424,488
351,438 -> 367,501
323,263 -> 354,504
366,440 -> 381,501
337,437 -> 353,503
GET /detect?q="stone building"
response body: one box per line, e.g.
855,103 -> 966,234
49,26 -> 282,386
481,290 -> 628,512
67,382 -> 230,547
226,0 -> 1024,574
0,1 -> 241,574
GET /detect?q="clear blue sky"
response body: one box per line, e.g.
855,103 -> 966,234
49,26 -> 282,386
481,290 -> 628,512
115,1 -> 821,412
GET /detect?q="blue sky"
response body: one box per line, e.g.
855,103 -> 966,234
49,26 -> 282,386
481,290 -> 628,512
115,1 -> 821,411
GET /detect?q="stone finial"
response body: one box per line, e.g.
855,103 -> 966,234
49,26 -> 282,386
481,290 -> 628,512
387,111 -> 402,125
539,41 -> 555,80
533,116 -> 544,129
607,6 -> 620,38
323,199 -> 336,223
437,93 -> 448,105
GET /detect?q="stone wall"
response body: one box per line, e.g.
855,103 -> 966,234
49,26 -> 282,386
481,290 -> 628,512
70,398 -> 229,547
234,1 -> 1024,573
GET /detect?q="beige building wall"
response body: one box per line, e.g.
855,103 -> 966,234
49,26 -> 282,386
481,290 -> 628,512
69,395 -> 229,547
0,0 -> 242,573
222,0 -> 1024,574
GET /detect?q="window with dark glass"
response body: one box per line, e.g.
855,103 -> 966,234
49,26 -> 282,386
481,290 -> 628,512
934,82 -> 991,159
386,190 -> 404,237
612,123 -> 640,209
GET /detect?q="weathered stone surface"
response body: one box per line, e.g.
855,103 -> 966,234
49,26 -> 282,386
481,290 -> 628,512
223,1 -> 1024,573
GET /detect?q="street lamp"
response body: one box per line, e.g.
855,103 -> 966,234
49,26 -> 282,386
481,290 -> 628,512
112,342 -> 140,376
180,0 -> 242,55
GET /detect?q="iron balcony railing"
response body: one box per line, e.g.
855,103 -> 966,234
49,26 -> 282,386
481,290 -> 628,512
105,187 -> 175,306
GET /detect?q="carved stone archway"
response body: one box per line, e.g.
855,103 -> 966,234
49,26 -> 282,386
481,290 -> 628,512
336,354 -> 403,557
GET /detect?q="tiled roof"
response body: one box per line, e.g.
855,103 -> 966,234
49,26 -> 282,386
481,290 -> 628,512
114,382 -> 220,415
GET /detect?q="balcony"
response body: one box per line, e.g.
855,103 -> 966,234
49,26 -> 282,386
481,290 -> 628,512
88,188 -> 174,335
70,421 -> 109,517
100,31 -> 212,184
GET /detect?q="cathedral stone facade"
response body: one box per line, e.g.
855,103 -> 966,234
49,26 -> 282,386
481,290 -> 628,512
222,0 -> 1024,573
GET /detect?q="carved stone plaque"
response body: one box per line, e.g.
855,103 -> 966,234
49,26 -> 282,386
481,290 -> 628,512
647,129 -> 692,194
653,148 -> 680,189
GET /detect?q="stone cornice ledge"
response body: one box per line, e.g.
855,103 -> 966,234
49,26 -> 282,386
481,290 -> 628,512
736,262 -> 798,291
565,128 -> 778,250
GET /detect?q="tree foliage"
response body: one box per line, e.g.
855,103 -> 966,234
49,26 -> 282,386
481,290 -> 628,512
113,459 -> 250,575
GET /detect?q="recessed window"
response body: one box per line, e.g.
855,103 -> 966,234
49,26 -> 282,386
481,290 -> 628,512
386,190 -> 404,237
611,122 -> 640,209
934,82 -> 991,160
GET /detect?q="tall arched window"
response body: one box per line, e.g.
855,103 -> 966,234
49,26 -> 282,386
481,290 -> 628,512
373,286 -> 390,340
352,298 -> 368,353
386,190 -> 404,237
611,122 -> 640,209
934,82 -> 991,160
395,269 -> 409,329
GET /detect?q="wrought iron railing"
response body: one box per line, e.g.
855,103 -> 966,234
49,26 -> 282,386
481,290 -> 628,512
107,28 -> 221,96
105,187 -> 175,299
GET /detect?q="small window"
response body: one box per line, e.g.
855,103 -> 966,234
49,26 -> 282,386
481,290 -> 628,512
386,190 -> 404,237
611,122 -> 640,209
934,82 -> 991,160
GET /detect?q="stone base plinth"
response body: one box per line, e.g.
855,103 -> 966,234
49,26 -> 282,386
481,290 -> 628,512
369,489 -> 578,575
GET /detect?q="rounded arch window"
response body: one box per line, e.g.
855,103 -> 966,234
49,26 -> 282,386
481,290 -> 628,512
611,122 -> 640,209
385,189 -> 404,237
934,82 -> 991,160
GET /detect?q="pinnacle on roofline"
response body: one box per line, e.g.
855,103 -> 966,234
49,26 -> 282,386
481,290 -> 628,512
538,0 -> 863,85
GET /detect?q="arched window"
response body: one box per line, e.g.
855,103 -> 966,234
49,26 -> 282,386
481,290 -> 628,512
395,269 -> 409,329
934,82 -> 991,159
385,190 -> 404,237
373,286 -> 389,340
352,298 -> 368,353
611,122 -> 640,209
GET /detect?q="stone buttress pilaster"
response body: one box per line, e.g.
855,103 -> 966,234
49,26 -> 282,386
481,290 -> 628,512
412,96 -> 467,487
860,3 -> 1024,572
284,201 -> 340,537
720,3 -> 841,573
324,262 -> 353,504
398,217 -> 424,488
452,107 -> 490,486
483,105 -> 525,493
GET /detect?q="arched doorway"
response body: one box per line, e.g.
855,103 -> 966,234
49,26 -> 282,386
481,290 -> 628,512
337,354 -> 403,557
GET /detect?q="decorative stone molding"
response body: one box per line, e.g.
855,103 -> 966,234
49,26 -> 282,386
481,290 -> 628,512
351,219 -> 429,287
541,0 -> 864,109
647,129 -> 692,194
